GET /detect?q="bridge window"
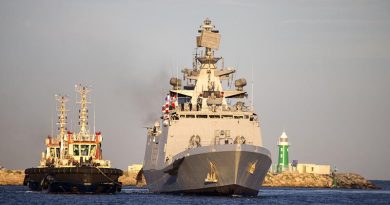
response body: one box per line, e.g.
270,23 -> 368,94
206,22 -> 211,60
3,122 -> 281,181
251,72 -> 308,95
81,145 -> 89,156
56,148 -> 60,158
73,145 -> 80,156
221,115 -> 233,119
50,148 -> 56,157
90,145 -> 97,157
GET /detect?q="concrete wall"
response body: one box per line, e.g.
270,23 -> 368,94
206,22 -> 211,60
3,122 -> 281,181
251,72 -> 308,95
128,164 -> 143,173
269,163 -> 331,175
296,164 -> 331,175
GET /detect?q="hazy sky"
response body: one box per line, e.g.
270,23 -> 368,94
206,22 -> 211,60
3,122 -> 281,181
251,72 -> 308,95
0,0 -> 389,180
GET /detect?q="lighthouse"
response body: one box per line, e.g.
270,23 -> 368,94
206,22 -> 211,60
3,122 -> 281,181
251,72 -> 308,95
277,131 -> 289,172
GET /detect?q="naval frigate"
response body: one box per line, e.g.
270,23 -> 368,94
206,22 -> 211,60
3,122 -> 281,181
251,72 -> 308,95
141,18 -> 271,196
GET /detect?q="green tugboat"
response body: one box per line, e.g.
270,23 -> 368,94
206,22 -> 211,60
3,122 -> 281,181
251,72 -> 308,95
24,84 -> 122,194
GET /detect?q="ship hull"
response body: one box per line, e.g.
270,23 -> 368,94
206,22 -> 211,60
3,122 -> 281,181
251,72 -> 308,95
143,144 -> 271,196
24,167 -> 123,194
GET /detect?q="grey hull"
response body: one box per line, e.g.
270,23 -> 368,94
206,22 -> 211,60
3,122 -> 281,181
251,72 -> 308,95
143,144 -> 271,196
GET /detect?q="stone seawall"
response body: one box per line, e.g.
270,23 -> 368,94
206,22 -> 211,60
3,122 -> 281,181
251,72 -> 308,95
263,172 -> 378,189
118,171 -> 146,186
0,169 -> 378,189
0,170 -> 24,185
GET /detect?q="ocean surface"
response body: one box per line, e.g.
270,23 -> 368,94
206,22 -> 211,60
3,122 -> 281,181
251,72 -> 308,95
1,181 -> 390,205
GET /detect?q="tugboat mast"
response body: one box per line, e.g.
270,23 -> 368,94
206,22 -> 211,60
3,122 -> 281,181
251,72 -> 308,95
55,94 -> 69,159
55,94 -> 69,138
75,84 -> 91,137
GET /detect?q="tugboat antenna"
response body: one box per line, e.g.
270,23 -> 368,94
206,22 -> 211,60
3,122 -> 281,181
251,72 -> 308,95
251,63 -> 254,111
93,95 -> 96,134
51,96 -> 54,137
51,114 -> 54,138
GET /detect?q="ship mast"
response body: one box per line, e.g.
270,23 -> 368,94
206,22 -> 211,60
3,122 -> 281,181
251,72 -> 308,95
55,94 -> 69,159
75,84 -> 91,137
55,94 -> 69,138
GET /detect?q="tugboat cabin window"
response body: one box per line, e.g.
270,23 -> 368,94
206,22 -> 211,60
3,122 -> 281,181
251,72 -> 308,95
56,148 -> 60,158
73,145 -> 80,156
81,145 -> 89,156
90,145 -> 97,157
50,148 -> 56,157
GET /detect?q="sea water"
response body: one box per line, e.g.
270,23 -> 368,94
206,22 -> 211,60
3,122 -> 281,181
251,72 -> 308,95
1,180 -> 389,205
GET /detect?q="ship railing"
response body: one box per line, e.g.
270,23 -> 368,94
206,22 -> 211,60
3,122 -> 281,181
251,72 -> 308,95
187,140 -> 253,149
72,135 -> 96,142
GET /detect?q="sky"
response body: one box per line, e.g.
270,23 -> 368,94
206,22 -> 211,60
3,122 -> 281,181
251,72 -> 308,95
0,0 -> 389,180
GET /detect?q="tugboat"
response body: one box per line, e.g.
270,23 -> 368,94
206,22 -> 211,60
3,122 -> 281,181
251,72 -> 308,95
24,84 -> 122,194
140,19 -> 272,196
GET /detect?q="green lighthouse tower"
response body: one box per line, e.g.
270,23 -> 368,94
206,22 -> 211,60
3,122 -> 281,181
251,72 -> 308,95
277,131 -> 289,172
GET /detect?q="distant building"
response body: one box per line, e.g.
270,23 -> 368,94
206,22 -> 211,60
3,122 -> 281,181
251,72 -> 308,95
128,164 -> 143,173
296,164 -> 331,175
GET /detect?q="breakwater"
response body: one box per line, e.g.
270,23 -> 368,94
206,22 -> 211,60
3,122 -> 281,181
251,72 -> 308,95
263,172 -> 378,189
118,171 -> 378,189
0,169 -> 24,185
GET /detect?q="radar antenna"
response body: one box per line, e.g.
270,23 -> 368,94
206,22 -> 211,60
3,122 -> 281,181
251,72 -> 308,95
197,18 -> 221,57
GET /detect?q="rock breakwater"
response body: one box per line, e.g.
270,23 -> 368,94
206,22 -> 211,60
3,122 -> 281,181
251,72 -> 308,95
263,172 -> 378,189
0,169 -> 24,185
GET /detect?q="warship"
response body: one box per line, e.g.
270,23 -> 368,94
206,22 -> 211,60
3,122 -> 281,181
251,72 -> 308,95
24,85 -> 122,194
141,18 -> 272,196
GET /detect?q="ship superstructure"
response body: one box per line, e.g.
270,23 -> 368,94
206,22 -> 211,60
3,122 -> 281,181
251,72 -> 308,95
24,84 -> 122,194
39,85 -> 109,168
142,19 -> 272,196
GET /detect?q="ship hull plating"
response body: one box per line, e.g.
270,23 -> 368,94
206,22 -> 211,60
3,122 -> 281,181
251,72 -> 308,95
24,167 -> 122,194
143,144 -> 271,196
